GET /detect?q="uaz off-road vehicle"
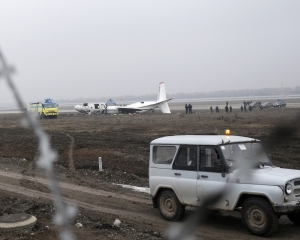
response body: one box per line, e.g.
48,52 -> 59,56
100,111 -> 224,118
149,134 -> 300,236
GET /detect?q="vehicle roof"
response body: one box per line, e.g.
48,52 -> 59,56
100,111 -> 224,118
43,98 -> 56,103
151,135 -> 259,145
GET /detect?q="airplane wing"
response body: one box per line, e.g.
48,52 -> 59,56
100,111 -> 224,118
144,97 -> 174,110
143,97 -> 174,108
117,97 -> 174,114
116,107 -> 152,114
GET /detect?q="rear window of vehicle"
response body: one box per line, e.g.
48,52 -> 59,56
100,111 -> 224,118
153,146 -> 177,164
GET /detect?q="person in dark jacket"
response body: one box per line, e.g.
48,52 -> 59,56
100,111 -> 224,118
210,106 -> 213,112
188,104 -> 192,114
185,104 -> 188,114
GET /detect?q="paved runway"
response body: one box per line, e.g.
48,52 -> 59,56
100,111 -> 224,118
1,96 -> 299,114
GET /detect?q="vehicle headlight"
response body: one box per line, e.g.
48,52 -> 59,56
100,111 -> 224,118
285,183 -> 293,195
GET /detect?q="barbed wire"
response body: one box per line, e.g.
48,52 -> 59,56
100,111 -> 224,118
0,48 -> 76,240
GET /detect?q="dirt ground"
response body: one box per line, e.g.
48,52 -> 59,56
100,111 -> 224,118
0,103 -> 300,239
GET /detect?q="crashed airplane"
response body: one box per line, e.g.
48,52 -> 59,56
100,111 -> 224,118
74,82 -> 174,114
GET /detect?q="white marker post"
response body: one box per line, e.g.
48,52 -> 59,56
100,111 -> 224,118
98,157 -> 102,171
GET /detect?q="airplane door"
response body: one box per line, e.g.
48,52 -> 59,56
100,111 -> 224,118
197,147 -> 227,209
172,146 -> 198,206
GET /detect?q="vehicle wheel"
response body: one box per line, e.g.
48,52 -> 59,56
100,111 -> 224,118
157,189 -> 185,221
287,211 -> 300,225
241,197 -> 278,236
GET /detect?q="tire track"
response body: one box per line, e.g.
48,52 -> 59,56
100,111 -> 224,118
0,169 -> 160,231
0,178 -> 157,223
0,170 -> 150,204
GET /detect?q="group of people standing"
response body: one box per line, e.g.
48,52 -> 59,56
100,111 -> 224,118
210,106 -> 220,112
183,99 -> 281,114
210,102 -> 232,113
225,105 -> 233,113
185,104 -> 193,114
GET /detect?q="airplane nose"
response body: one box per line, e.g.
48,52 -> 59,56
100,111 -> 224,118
74,105 -> 80,110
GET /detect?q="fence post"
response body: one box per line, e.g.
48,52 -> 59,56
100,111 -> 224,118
98,157 -> 102,171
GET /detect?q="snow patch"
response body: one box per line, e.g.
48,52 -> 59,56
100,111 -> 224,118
117,184 -> 150,194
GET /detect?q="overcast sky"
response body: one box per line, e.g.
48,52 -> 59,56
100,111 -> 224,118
0,1 -> 299,104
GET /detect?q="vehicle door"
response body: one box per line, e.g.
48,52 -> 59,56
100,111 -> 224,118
172,145 -> 198,206
197,146 -> 227,209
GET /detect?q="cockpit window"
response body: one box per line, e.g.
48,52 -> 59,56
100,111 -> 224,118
221,142 -> 273,168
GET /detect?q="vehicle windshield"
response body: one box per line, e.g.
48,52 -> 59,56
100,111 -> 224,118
44,103 -> 57,108
220,142 -> 273,168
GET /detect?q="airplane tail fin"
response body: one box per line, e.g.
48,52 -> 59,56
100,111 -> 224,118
157,82 -> 167,101
157,82 -> 172,113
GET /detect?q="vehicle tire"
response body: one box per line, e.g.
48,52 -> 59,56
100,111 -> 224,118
241,197 -> 278,236
287,211 -> 300,225
157,189 -> 185,221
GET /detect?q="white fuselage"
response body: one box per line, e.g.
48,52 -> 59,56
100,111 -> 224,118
74,103 -> 106,114
74,82 -> 173,114
74,102 -> 159,114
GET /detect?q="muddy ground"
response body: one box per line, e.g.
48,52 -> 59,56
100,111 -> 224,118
0,104 -> 300,239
